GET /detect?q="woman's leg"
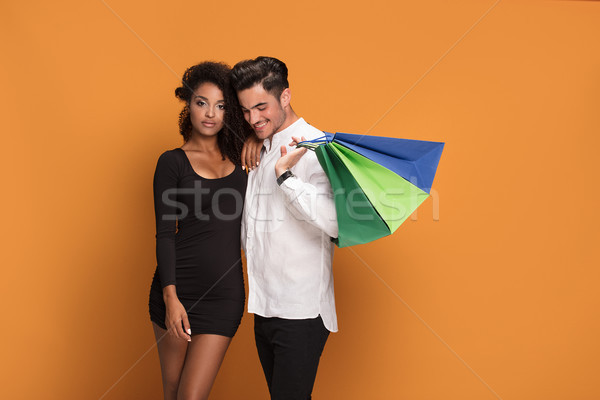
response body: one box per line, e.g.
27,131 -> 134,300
152,322 -> 189,400
177,334 -> 232,400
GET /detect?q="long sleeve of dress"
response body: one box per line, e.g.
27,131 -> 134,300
153,151 -> 179,288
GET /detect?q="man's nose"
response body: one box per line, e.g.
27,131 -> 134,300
248,109 -> 259,124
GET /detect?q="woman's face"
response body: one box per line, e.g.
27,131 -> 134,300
189,82 -> 225,137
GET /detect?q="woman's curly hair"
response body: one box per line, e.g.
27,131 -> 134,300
174,62 -> 251,165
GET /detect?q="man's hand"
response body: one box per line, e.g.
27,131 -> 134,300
241,135 -> 264,171
275,136 -> 307,177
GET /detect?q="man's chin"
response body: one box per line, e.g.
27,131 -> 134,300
254,130 -> 272,140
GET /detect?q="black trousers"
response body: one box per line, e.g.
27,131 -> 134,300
254,314 -> 330,400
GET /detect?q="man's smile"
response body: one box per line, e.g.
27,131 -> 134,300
254,120 -> 268,130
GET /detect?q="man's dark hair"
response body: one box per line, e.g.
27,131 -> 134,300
230,56 -> 289,99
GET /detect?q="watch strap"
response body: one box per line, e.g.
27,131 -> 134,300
277,170 -> 294,186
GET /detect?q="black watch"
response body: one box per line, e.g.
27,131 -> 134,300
277,170 -> 295,186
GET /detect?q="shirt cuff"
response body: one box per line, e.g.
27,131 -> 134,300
279,175 -> 301,192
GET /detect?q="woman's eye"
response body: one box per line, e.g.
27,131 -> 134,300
217,104 -> 225,110
196,101 -> 206,106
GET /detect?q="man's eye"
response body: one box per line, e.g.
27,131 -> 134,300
258,107 -> 266,111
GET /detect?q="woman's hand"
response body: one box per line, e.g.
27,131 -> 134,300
241,135 -> 264,171
163,285 -> 191,342
275,136 -> 307,177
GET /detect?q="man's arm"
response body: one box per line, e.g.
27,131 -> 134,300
275,137 -> 338,238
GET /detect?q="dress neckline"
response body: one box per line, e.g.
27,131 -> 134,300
176,147 -> 237,180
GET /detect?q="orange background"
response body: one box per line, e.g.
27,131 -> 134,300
1,0 -> 599,399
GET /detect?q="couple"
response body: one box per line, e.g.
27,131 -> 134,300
148,56 -> 339,400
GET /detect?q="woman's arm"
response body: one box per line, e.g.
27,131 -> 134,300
153,151 -> 191,341
153,151 -> 179,288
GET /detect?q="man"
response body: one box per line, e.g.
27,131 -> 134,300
231,56 -> 339,399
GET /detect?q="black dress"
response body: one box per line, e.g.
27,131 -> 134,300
148,147 -> 247,337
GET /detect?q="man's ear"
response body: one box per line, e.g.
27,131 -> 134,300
280,88 -> 291,108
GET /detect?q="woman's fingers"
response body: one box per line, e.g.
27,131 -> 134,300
246,142 -> 254,170
167,321 -> 178,338
242,136 -> 259,170
241,141 -> 248,170
182,314 -> 192,342
241,136 -> 265,171
174,314 -> 188,341
250,142 -> 258,170
165,303 -> 191,341
169,318 -> 186,341
256,141 -> 263,165
252,138 -> 263,170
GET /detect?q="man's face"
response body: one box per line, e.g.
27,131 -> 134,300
237,84 -> 287,140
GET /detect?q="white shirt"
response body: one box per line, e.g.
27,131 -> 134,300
241,118 -> 339,332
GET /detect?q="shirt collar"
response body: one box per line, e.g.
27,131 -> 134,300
263,117 -> 306,153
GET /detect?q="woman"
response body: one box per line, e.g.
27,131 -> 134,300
148,61 -> 252,399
